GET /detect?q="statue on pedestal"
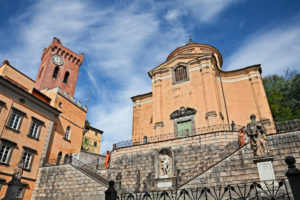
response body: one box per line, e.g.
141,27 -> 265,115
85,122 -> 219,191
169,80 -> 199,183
246,114 -> 269,157
12,159 -> 24,183
4,159 -> 25,200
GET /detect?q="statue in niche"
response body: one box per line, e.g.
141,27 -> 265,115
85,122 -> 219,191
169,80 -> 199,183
160,155 -> 170,175
246,114 -> 269,157
158,148 -> 172,178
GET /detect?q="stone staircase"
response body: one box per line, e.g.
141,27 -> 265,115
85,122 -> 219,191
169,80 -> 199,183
70,157 -> 109,187
31,158 -> 110,200
180,131 -> 300,189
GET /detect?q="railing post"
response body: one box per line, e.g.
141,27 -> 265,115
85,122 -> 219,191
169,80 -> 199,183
231,121 -> 236,131
285,156 -> 300,200
105,180 -> 117,200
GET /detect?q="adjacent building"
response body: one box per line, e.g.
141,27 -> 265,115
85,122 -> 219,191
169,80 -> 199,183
82,126 -> 103,154
0,37 -> 88,199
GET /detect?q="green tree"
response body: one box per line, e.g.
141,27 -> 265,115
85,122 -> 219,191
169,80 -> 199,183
263,70 -> 300,121
81,137 -> 95,152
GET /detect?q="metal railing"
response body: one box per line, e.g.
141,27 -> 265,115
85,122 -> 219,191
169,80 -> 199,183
115,119 -> 300,149
265,118 -> 300,133
70,157 -> 109,187
115,124 -> 241,149
117,179 -> 292,200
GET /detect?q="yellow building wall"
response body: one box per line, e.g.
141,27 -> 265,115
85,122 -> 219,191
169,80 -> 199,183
83,128 -> 102,154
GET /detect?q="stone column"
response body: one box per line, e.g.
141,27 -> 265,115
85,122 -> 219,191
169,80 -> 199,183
201,65 -> 218,125
249,76 -> 263,120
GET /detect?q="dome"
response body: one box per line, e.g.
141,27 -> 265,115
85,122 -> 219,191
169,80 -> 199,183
166,39 -> 223,68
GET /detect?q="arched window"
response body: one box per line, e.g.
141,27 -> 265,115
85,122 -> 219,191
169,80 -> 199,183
174,65 -> 188,83
63,154 -> 69,164
39,67 -> 44,79
65,126 -> 71,140
63,72 -> 69,83
52,66 -> 59,78
56,151 -> 62,165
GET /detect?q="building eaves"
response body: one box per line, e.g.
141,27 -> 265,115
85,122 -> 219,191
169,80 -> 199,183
89,126 -> 103,134
0,76 -> 61,116
130,92 -> 152,100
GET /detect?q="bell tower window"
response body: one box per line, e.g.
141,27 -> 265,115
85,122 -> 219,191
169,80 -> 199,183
52,66 -> 59,78
63,72 -> 69,83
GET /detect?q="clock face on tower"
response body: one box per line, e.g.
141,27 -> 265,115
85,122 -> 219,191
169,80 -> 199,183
51,54 -> 64,66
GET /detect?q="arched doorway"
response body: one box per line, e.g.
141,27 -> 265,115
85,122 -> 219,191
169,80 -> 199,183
56,151 -> 62,165
63,154 -> 69,164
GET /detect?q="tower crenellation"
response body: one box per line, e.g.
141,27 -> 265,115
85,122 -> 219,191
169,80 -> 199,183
34,37 -> 84,97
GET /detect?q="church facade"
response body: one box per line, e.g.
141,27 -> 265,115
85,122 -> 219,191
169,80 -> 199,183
131,40 -> 273,143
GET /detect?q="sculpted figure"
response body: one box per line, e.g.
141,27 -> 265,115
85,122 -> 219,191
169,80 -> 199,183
104,151 -> 111,169
160,155 -> 170,175
12,159 -> 24,182
238,127 -> 246,147
246,114 -> 269,157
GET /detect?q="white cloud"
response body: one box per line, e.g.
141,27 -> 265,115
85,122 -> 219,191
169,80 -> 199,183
180,0 -> 237,23
165,9 -> 181,22
0,0 -> 238,154
225,24 -> 300,76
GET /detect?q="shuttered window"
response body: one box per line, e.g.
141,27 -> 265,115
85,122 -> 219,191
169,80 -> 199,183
174,66 -> 188,82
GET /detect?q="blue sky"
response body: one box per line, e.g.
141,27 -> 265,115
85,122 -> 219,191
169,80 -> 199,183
0,0 -> 299,153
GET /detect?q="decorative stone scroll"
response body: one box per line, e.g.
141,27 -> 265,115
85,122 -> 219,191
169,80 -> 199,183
170,107 -> 196,120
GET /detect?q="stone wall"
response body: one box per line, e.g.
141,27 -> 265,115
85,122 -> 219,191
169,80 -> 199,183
76,151 -> 106,169
99,131 -> 240,192
181,131 -> 300,188
31,164 -> 107,200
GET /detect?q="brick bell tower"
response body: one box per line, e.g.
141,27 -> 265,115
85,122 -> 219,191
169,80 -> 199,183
34,37 -> 84,97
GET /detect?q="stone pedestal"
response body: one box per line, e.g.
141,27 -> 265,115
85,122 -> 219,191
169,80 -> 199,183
154,177 -> 177,190
4,181 -> 24,200
253,156 -> 275,181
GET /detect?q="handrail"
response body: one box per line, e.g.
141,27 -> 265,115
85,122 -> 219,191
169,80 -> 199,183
45,156 -> 109,187
115,118 -> 300,149
116,123 -> 242,149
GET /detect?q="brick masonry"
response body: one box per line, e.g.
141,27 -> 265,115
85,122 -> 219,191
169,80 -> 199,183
31,164 -> 107,200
